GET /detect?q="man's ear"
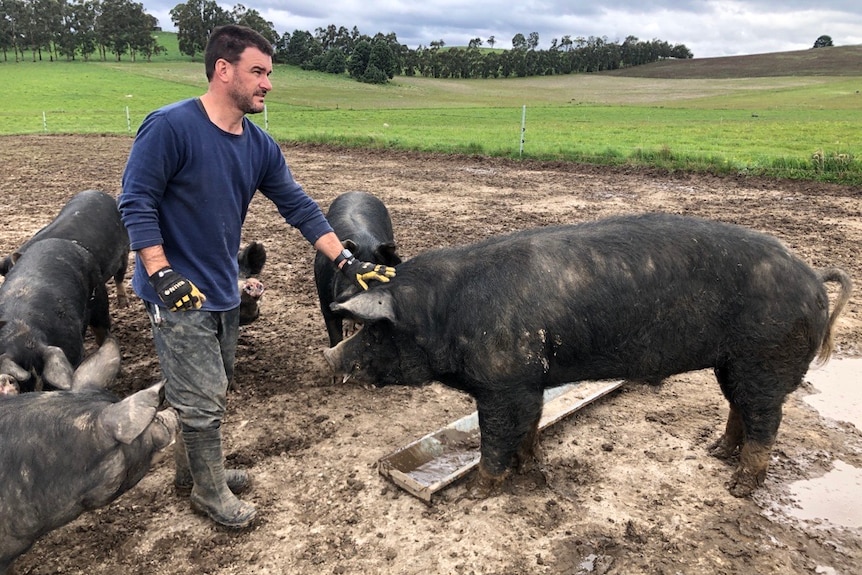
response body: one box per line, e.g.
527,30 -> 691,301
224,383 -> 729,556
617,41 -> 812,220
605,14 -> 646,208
213,58 -> 231,82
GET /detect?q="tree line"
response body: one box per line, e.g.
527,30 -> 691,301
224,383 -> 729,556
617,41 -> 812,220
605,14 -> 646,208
281,26 -> 692,83
0,0 -> 693,80
1,0 -> 162,61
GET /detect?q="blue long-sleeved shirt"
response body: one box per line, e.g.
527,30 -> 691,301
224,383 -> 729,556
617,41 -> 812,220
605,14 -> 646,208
119,98 -> 333,311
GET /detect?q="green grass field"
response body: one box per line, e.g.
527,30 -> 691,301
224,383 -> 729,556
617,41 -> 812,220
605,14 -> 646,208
2,37 -> 861,183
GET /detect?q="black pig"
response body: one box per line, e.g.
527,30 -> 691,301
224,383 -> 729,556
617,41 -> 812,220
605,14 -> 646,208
324,213 -> 852,498
0,189 -> 130,308
0,337 -> 179,574
238,241 -> 266,326
314,191 -> 401,347
0,238 -> 111,391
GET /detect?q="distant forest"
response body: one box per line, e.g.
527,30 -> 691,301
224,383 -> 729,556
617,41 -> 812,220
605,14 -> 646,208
0,0 -> 693,83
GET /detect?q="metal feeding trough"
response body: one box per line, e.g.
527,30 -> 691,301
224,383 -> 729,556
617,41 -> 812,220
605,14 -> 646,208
377,379 -> 625,503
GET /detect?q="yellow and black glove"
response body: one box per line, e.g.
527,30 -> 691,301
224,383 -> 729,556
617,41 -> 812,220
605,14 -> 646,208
149,266 -> 206,311
337,250 -> 396,290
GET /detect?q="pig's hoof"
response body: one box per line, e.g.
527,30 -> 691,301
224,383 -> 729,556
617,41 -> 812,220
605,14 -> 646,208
465,468 -> 507,499
726,468 -> 763,498
708,436 -> 738,460
512,467 -> 547,492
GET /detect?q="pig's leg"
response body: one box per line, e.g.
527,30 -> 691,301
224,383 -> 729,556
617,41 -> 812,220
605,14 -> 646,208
716,363 -> 790,497
468,388 -> 544,498
709,365 -> 744,458
113,266 -> 129,308
88,283 -> 112,346
324,314 -> 343,348
514,414 -> 543,473
727,396 -> 783,498
709,405 -> 744,459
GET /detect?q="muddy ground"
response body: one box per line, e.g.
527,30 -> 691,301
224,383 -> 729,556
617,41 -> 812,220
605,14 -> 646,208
1,134 -> 860,575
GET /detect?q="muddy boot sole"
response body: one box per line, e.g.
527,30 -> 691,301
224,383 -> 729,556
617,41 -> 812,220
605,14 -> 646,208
190,492 -> 257,529
175,469 -> 253,496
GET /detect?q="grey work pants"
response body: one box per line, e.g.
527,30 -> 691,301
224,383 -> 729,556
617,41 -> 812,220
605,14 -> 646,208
145,301 -> 240,432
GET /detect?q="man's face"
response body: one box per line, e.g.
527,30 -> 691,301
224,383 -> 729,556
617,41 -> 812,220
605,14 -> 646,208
227,47 -> 273,115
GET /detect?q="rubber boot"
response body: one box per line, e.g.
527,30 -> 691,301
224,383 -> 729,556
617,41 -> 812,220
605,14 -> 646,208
173,432 -> 252,496
183,428 -> 257,528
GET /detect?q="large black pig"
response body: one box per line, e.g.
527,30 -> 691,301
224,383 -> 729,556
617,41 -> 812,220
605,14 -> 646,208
0,237 -> 111,392
314,191 -> 401,347
0,337 -> 179,574
0,189 -> 130,308
324,213 -> 853,498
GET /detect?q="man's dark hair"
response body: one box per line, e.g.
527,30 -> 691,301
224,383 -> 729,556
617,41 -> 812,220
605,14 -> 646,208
205,25 -> 274,81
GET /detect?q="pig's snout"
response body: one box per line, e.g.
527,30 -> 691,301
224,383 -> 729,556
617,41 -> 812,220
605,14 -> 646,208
242,277 -> 265,299
153,407 -> 180,450
322,346 -> 358,385
0,374 -> 19,397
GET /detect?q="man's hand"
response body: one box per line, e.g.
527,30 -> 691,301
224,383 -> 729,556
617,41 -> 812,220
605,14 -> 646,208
148,267 -> 206,311
340,257 -> 396,290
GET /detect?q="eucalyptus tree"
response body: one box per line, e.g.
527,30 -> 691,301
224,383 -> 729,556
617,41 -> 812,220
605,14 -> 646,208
170,0 -> 232,58
0,0 -> 26,60
97,0 -> 158,60
278,28 -> 321,66
70,0 -> 98,60
30,0 -> 63,60
813,34 -> 833,48
231,3 -> 277,45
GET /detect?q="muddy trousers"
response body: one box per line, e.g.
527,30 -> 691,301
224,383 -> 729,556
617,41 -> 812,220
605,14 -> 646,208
145,302 -> 256,527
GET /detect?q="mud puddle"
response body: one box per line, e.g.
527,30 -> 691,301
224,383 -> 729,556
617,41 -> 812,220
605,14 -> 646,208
804,357 -> 862,429
782,358 -> 862,529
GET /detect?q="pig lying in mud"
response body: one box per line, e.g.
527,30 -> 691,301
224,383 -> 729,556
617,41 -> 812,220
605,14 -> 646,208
0,337 -> 178,574
324,213 -> 852,498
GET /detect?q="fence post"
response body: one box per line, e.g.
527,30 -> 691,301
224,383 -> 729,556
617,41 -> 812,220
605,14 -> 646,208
519,105 -> 526,157
42,111 -> 47,133
126,106 -> 131,134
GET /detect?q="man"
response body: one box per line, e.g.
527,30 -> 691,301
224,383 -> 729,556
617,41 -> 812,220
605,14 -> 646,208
118,24 -> 394,529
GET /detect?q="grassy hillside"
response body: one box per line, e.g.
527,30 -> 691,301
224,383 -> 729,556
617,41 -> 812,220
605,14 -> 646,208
606,45 -> 862,78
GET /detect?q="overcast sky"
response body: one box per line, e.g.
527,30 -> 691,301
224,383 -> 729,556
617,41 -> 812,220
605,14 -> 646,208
147,0 -> 862,59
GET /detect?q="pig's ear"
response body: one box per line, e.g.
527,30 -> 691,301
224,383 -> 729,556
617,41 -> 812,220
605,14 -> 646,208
239,241 -> 266,275
71,337 -> 121,392
41,346 -> 74,390
98,381 -> 164,444
375,242 -> 401,266
343,239 -> 358,252
0,353 -> 30,383
331,291 -> 396,323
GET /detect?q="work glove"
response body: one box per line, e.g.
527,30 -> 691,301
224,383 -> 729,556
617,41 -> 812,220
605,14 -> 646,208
148,267 -> 206,311
338,252 -> 396,291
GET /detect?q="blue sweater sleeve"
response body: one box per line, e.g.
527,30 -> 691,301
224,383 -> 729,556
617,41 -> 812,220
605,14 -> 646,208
254,128 -> 333,245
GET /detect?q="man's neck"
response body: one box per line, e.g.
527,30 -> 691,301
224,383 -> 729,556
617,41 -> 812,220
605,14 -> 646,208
198,93 -> 244,135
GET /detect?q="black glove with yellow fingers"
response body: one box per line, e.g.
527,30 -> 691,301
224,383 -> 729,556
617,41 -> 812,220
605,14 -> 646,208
336,250 -> 396,291
148,267 -> 206,311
